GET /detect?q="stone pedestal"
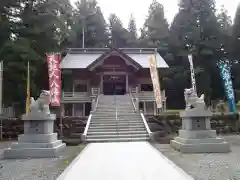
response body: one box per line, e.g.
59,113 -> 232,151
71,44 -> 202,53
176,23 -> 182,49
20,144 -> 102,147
170,108 -> 230,153
4,112 -> 66,159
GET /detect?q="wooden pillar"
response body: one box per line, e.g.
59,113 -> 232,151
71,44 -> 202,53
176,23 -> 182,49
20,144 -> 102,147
72,104 -> 75,116
100,75 -> 103,94
164,99 -> 167,112
83,103 -> 86,117
61,104 -> 65,116
153,101 -> 156,116
144,102 -> 146,115
91,98 -> 95,111
126,74 -> 129,93
60,104 -> 64,137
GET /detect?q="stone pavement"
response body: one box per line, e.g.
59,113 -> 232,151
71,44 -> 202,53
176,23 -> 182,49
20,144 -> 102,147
57,142 -> 194,180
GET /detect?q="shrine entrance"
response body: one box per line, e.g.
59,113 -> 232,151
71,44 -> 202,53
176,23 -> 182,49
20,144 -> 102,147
103,75 -> 126,95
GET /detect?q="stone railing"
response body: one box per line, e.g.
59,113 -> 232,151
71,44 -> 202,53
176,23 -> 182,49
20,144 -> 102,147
129,87 -> 166,102
91,88 -> 100,97
61,92 -> 92,102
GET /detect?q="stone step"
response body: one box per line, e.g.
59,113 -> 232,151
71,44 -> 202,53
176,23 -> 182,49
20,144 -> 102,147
87,131 -> 148,135
86,134 -> 149,139
91,116 -> 142,121
87,127 -> 146,132
89,123 -> 145,127
85,137 -> 149,143
90,121 -> 143,125
94,112 -> 138,115
88,127 -> 146,132
96,109 -> 134,111
91,119 -> 142,123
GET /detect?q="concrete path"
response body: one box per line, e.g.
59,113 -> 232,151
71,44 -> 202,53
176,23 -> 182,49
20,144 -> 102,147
57,142 -> 194,180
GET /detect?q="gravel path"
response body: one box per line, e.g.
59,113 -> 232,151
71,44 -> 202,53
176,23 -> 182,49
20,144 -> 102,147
153,135 -> 240,180
0,141 -> 85,180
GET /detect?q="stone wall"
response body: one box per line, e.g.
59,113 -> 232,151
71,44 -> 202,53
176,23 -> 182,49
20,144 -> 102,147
0,116 -> 87,140
1,114 -> 239,140
147,113 -> 240,136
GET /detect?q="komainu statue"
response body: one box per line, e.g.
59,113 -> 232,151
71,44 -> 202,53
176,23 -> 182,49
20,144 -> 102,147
184,88 -> 205,110
29,90 -> 51,114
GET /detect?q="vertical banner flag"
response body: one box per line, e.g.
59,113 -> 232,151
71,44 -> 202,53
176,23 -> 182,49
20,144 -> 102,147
26,61 -> 30,113
46,53 -> 61,106
188,54 -> 197,94
217,59 -> 236,113
148,55 -> 162,108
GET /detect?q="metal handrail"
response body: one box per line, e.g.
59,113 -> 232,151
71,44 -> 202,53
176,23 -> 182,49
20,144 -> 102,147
129,93 -> 137,112
95,90 -> 100,111
82,112 -> 93,141
82,89 -> 101,141
140,110 -> 152,138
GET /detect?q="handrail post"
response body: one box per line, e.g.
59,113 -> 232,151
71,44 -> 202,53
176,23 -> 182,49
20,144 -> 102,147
95,92 -> 100,111
82,111 -> 93,142
140,110 -> 153,140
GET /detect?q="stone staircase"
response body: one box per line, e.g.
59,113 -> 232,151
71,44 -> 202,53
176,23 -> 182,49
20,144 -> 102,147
85,94 -> 150,142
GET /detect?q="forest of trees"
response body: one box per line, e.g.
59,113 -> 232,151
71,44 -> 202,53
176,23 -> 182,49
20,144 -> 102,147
1,0 -> 240,109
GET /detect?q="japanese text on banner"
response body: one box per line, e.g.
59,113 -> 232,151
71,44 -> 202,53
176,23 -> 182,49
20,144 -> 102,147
148,55 -> 162,108
46,53 -> 61,106
218,60 -> 236,113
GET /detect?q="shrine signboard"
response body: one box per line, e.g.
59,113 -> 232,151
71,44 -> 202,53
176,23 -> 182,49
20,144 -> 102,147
46,53 -> 61,106
148,55 -> 162,108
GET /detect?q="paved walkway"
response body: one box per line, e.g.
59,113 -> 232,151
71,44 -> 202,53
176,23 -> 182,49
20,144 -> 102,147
57,142 -> 194,180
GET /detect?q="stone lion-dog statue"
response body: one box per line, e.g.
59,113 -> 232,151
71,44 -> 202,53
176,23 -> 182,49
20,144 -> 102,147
184,88 -> 205,110
29,90 -> 51,114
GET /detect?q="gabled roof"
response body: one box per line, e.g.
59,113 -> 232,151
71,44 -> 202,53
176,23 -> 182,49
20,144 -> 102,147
87,48 -> 142,71
60,48 -> 169,69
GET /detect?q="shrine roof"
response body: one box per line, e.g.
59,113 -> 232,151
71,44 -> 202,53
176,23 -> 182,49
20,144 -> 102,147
60,48 -> 169,69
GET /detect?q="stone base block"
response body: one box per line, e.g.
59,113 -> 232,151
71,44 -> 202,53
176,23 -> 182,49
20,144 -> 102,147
18,133 -> 58,143
179,130 -> 217,139
170,137 -> 230,153
3,142 -> 66,159
4,133 -> 66,159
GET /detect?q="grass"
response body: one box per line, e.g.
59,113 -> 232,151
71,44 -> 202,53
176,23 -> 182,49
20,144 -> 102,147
166,109 -> 182,114
57,144 -> 86,173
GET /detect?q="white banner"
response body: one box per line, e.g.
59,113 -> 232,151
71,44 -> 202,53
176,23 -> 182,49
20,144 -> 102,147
188,54 -> 197,94
149,55 -> 162,108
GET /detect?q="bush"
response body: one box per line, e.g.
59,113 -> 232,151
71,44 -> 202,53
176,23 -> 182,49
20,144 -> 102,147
152,113 -> 239,134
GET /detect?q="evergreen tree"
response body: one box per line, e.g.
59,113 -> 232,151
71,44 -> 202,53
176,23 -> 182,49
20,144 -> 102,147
71,0 -> 109,48
126,14 -> 138,47
231,4 -> 240,62
143,0 -> 169,51
108,13 -> 128,47
1,0 -> 72,106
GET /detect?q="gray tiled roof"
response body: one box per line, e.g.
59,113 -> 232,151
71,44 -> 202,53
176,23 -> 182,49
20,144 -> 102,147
60,48 -> 169,69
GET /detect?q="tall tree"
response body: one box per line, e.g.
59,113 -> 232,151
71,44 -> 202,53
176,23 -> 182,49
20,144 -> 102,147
231,4 -> 240,62
1,0 -> 72,107
143,0 -> 169,51
126,14 -> 138,47
108,13 -> 128,47
231,4 -> 240,92
71,0 -> 109,48
168,0 -> 225,106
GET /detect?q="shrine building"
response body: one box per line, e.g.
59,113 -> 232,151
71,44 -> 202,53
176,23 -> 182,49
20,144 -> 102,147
60,48 -> 168,117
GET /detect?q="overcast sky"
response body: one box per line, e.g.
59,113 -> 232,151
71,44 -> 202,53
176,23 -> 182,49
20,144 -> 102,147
70,0 -> 240,29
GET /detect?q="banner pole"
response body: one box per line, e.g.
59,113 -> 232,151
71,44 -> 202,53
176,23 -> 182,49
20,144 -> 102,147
59,52 -> 63,138
188,54 -> 197,94
0,61 -> 3,140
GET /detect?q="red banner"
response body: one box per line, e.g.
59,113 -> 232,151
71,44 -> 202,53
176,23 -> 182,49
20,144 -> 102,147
46,53 -> 61,106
